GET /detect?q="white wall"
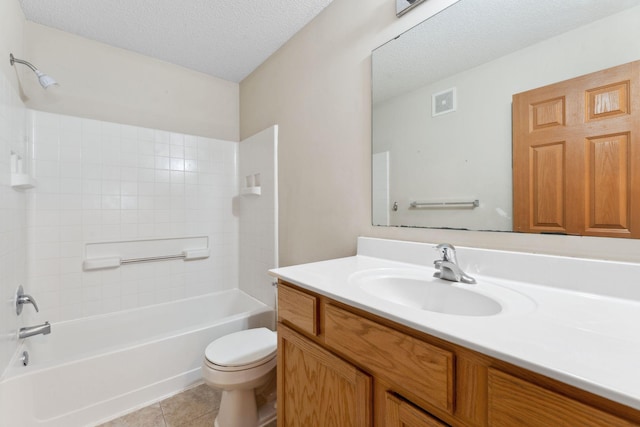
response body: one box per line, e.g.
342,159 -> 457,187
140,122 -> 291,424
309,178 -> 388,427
0,0 -> 27,379
374,85 -> 512,231
25,111 -> 239,323
374,5 -> 640,231
20,22 -> 239,141
241,0 -> 462,266
238,126 -> 278,307
241,0 -> 640,266
0,0 -> 245,332
0,0 -> 248,335
0,0 -> 26,87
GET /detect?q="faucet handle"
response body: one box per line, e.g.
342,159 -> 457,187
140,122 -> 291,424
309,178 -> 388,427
435,243 -> 457,263
16,285 -> 39,315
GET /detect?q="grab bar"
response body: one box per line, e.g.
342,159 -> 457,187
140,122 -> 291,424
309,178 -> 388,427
410,199 -> 479,208
121,254 -> 187,264
83,249 -> 210,270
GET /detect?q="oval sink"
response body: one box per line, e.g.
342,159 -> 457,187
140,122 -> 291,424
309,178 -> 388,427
359,276 -> 502,316
349,268 -> 534,317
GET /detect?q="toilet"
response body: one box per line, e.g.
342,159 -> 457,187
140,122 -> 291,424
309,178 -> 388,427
202,327 -> 277,427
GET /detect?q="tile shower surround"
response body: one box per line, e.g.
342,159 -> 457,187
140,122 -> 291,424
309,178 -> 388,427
0,71 -> 28,377
25,110 -> 240,324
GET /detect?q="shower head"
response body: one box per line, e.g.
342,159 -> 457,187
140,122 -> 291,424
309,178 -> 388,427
9,53 -> 58,89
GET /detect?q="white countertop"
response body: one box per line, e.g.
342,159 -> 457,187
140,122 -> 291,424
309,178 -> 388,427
270,238 -> 640,411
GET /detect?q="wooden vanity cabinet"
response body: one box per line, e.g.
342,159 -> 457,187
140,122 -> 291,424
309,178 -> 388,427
487,369 -> 637,427
277,284 -> 319,336
276,281 -> 640,427
386,393 -> 448,427
277,324 -> 371,426
323,304 -> 454,415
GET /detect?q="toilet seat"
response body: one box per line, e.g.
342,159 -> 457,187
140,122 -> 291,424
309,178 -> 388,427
205,327 -> 276,372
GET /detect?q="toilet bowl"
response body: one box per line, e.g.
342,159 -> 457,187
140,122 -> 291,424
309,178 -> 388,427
202,327 -> 277,427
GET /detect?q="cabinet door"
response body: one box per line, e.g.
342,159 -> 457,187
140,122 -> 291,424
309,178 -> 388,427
277,324 -> 372,427
385,393 -> 448,427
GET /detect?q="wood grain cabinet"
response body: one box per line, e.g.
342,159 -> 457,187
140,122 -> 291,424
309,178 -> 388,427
323,304 -> 454,414
277,284 -> 319,336
277,324 -> 371,426
487,369 -> 635,427
386,393 -> 448,427
277,281 -> 640,426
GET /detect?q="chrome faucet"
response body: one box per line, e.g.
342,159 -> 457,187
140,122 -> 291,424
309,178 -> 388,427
18,322 -> 51,339
433,243 -> 476,284
16,285 -> 39,315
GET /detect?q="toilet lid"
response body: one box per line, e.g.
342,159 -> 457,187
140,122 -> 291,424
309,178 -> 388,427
205,327 -> 277,367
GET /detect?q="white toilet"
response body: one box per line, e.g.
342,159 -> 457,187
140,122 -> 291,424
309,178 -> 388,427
202,327 -> 277,427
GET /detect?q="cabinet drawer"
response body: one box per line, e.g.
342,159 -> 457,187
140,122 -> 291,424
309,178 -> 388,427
324,304 -> 454,413
278,283 -> 318,336
488,368 -> 635,426
386,393 -> 449,427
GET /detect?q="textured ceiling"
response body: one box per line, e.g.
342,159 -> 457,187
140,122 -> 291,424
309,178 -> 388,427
18,0 -> 334,83
373,0 -> 640,104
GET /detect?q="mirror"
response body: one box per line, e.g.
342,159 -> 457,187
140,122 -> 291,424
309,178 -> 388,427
372,0 -> 640,235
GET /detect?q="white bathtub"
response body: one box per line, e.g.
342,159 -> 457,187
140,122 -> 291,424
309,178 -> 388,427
0,289 -> 274,427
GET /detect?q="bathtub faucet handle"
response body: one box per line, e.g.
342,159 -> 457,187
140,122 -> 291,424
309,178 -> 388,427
16,285 -> 39,315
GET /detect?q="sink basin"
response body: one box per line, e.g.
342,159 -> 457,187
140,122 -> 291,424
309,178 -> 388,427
349,268 -> 532,317
359,276 -> 501,316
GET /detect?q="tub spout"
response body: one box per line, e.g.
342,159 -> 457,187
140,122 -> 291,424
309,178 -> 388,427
18,322 -> 51,339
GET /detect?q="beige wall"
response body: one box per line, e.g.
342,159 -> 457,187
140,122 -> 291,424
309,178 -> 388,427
0,0 -> 26,90
241,0 -> 640,266
21,22 -> 239,141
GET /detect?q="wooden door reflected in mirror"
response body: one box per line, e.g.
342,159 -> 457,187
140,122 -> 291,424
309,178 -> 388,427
512,60 -> 640,238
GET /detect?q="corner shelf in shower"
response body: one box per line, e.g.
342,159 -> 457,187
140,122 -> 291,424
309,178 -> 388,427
11,173 -> 36,190
10,151 -> 36,190
241,186 -> 262,196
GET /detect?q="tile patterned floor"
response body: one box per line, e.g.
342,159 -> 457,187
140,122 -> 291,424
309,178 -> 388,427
98,381 -> 277,427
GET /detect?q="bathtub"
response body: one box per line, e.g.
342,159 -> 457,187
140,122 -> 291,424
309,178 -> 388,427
0,289 -> 274,427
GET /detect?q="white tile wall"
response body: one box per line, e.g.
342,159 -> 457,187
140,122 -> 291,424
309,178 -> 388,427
0,72 -> 28,378
25,111 -> 239,323
0,91 -> 277,377
238,126 -> 278,307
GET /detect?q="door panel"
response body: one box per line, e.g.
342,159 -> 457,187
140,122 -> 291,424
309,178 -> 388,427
586,133 -> 630,235
513,60 -> 640,237
530,141 -> 566,231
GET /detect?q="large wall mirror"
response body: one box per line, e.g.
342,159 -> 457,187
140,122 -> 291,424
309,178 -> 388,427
372,0 -> 640,238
